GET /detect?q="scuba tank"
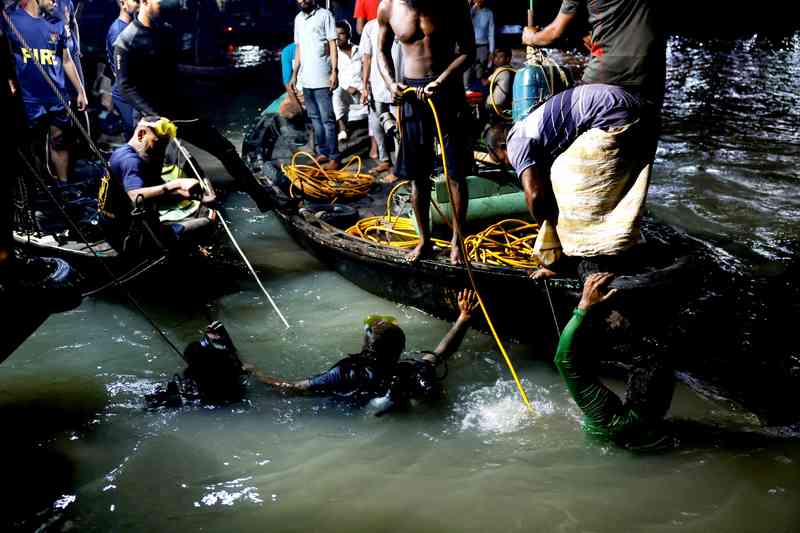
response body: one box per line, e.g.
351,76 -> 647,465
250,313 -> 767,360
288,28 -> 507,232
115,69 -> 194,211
511,59 -> 573,122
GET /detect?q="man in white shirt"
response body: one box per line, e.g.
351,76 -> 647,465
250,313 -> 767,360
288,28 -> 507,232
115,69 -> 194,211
332,21 -> 363,142
289,0 -> 341,170
359,17 -> 395,176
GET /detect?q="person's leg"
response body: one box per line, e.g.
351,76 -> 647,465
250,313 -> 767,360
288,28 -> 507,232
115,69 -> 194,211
177,119 -> 273,212
314,88 -> 340,163
369,101 -> 392,173
303,88 -> 326,158
113,96 -> 135,139
446,176 -> 468,265
332,87 -> 349,137
409,178 -> 433,262
49,123 -> 69,182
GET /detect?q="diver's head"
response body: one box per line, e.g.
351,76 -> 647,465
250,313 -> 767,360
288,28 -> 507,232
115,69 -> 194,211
335,21 -> 352,49
361,315 -> 406,366
131,116 -> 176,160
484,122 -> 511,165
297,0 -> 315,14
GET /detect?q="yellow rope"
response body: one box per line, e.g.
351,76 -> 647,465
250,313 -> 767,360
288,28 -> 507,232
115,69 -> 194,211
489,67 -> 517,120
281,151 -> 374,201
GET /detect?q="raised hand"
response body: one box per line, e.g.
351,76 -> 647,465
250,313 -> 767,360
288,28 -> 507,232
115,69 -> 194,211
577,272 -> 618,311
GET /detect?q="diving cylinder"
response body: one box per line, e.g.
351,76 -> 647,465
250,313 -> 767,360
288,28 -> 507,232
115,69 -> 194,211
511,63 -> 573,122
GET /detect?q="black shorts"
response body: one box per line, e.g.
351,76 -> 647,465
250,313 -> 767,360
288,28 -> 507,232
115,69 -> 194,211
395,77 -> 473,183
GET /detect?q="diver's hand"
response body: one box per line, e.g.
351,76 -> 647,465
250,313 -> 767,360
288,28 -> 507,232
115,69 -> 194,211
457,289 -> 479,320
577,272 -> 618,312
389,82 -> 409,105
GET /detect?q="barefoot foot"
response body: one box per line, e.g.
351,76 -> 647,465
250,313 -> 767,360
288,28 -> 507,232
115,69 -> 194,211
407,241 -> 433,263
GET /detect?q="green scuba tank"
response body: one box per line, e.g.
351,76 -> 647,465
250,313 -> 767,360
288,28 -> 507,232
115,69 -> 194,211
511,63 -> 573,122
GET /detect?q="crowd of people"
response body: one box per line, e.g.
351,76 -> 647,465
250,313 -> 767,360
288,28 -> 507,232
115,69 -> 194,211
2,0 -> 676,449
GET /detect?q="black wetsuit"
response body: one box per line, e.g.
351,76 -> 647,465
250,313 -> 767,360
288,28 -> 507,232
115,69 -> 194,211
307,353 -> 444,413
113,19 -> 272,210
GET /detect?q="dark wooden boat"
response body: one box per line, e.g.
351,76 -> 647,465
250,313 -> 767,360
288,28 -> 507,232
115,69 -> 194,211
243,99 -> 800,426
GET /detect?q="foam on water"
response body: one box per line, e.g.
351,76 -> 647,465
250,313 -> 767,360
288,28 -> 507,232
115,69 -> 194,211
454,379 -> 556,435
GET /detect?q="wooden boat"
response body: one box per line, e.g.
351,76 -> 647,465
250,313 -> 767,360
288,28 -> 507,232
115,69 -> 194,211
242,98 -> 800,426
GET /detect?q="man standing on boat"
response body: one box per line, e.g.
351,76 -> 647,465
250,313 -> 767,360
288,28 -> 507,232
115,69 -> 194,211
101,116 -> 205,250
113,0 -> 275,212
106,0 -> 139,138
359,16 -> 395,178
522,0 -> 666,154
288,0 -> 342,171
485,84 -> 651,278
353,0 -> 379,36
4,0 -> 87,182
376,0 -> 476,264
464,0 -> 495,91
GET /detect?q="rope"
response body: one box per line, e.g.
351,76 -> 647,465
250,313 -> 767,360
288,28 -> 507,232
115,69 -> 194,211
488,67 -> 517,120
171,139 -> 291,330
423,91 -> 536,414
281,151 -> 374,201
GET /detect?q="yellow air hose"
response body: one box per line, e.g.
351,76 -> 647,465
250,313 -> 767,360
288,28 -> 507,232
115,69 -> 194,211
488,66 -> 517,120
281,151 -> 374,201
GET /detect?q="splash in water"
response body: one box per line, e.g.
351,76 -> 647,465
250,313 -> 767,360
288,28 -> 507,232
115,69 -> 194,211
454,379 -> 556,435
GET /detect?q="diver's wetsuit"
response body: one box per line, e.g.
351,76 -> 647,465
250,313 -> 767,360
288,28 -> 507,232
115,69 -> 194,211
113,18 -> 272,211
307,353 -> 444,412
554,308 -> 669,449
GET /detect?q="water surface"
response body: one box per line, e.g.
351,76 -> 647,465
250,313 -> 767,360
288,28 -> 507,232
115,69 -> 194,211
3,34 -> 800,531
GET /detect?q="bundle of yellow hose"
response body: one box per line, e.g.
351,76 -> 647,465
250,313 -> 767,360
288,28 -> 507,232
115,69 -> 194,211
281,151 -> 374,201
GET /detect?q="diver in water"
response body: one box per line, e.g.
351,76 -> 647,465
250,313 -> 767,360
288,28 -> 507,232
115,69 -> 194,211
247,290 -> 478,415
146,321 -> 248,407
554,273 -> 676,450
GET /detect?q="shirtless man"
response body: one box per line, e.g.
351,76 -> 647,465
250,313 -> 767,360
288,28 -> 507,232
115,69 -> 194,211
377,0 -> 476,264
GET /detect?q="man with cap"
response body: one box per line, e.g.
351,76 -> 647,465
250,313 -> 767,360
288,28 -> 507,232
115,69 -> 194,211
248,289 -> 478,414
101,115 -> 202,251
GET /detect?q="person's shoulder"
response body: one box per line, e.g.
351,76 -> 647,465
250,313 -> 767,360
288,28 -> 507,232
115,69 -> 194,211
110,144 -> 140,169
116,19 -> 139,47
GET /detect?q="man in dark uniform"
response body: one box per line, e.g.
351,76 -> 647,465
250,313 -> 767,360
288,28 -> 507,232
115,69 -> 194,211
5,0 -> 87,181
248,290 -> 478,415
376,0 -> 476,265
113,0 -> 274,212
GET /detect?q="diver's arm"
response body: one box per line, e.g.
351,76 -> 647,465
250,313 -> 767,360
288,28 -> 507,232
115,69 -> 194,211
522,11 -> 575,47
424,290 -> 477,364
63,48 -> 87,110
554,274 -> 623,431
254,372 -> 311,392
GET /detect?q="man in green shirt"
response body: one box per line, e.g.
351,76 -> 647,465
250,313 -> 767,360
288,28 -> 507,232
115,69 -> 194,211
554,273 -> 675,449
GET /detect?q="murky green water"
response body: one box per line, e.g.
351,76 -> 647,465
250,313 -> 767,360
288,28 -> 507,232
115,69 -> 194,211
3,35 -> 800,531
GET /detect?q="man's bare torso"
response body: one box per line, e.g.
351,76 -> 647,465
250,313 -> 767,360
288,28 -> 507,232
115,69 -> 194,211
384,0 -> 463,80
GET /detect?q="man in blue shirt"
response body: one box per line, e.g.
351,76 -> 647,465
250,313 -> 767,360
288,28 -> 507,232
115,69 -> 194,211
47,0 -> 84,100
103,116 -> 200,249
5,0 -> 87,182
105,0 -> 139,137
278,41 -> 304,119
